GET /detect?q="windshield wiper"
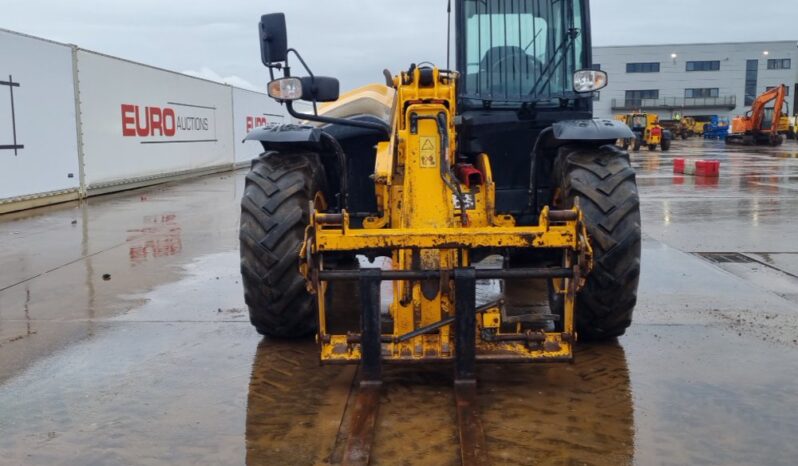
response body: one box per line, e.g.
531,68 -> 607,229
529,27 -> 580,96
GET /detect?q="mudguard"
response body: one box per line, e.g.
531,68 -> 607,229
244,124 -> 324,151
244,116 -> 389,153
552,119 -> 634,141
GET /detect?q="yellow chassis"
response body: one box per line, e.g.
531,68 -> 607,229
305,207 -> 592,365
300,67 -> 593,369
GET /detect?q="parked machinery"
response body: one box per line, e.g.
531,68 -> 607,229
690,115 -> 713,136
776,109 -> 794,139
777,114 -> 790,135
682,116 -> 697,137
788,115 -> 798,140
660,116 -> 695,140
619,113 -> 672,151
726,84 -> 787,146
240,3 -> 641,462
703,116 -> 730,140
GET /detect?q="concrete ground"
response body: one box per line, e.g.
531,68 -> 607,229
1,139 -> 797,465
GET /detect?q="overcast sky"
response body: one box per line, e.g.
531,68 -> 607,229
3,0 -> 797,92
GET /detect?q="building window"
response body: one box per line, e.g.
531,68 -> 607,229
626,62 -> 660,73
625,90 -> 659,107
745,59 -> 759,106
686,60 -> 721,71
626,90 -> 659,100
766,86 -> 790,96
685,88 -> 719,98
593,91 -> 600,101
591,63 -> 601,70
767,59 -> 791,70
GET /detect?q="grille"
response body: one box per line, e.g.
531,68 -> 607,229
695,252 -> 756,264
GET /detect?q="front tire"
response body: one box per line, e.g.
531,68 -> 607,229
661,138 -> 671,151
550,145 -> 641,340
239,152 -> 325,337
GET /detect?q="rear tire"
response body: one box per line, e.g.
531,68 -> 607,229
550,145 -> 641,340
647,144 -> 657,151
239,151 -> 325,337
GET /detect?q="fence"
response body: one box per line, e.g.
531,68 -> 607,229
611,96 -> 737,111
0,28 -> 285,214
0,29 -> 81,210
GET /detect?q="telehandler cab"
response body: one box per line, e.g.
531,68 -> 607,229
240,2 -> 640,462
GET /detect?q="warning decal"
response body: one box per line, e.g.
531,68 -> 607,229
419,136 -> 437,168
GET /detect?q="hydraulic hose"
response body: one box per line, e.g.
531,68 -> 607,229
320,131 -> 348,211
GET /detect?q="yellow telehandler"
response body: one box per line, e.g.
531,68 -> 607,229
619,113 -> 672,151
240,2 -> 640,463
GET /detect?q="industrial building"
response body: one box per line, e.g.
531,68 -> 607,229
593,41 -> 798,120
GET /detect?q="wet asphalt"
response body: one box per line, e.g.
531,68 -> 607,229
1,139 -> 797,465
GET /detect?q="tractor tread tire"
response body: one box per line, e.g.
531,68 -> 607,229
239,151 -> 325,338
553,144 -> 641,340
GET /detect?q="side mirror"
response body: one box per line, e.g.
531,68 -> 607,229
259,13 -> 288,65
300,77 -> 340,102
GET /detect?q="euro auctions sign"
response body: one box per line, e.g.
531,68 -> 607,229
246,115 -> 270,133
121,102 -> 216,143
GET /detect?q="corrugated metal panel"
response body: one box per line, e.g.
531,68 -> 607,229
0,29 -> 81,202
231,87 -> 286,164
77,49 -> 236,187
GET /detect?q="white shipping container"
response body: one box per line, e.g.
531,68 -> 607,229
231,87 -> 286,165
77,50 -> 235,190
0,29 -> 80,204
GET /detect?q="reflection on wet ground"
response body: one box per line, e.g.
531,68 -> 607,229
478,343 -> 633,466
244,341 -> 635,466
1,140 -> 798,465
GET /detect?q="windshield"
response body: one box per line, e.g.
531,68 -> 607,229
461,0 -> 586,105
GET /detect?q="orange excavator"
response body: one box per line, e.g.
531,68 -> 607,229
726,84 -> 787,146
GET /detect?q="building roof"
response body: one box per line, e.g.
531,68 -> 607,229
595,40 -> 798,50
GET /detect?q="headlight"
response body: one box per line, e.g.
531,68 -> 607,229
268,77 -> 303,101
573,69 -> 608,93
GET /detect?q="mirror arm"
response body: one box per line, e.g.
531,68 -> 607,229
287,49 -> 319,115
282,55 -> 291,78
286,101 -> 390,137
286,49 -> 319,116
288,48 -> 314,79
